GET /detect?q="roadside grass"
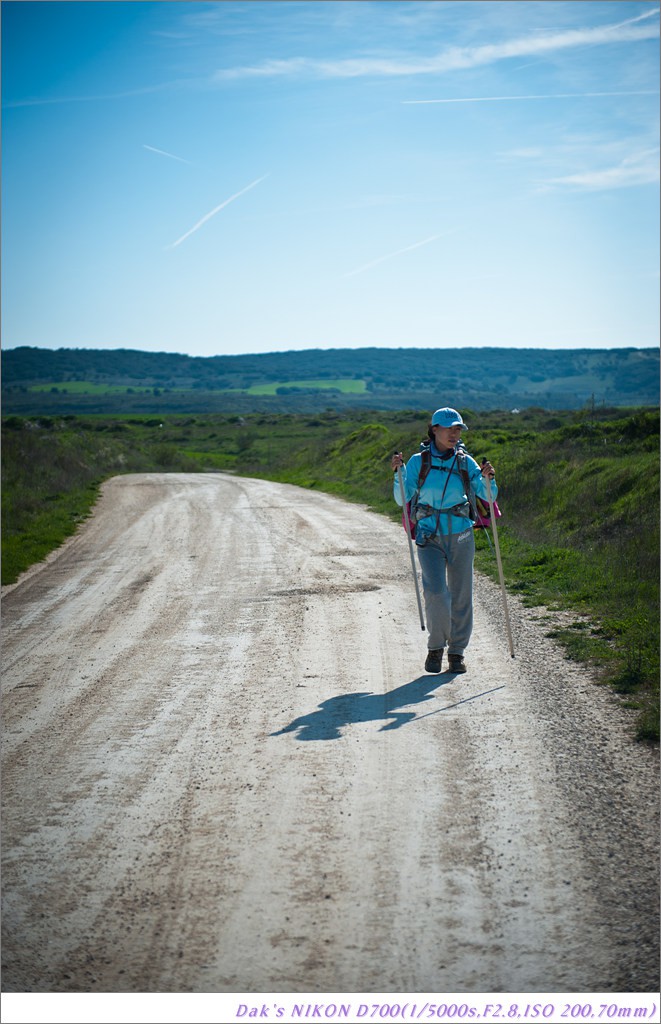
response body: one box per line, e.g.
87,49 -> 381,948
1,415 -> 198,582
2,407 -> 658,742
2,482 -> 100,582
472,530 -> 659,742
469,413 -> 660,742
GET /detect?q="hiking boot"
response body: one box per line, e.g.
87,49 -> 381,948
448,654 -> 467,674
425,648 -> 444,673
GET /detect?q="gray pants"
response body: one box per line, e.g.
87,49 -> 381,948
416,528 -> 475,655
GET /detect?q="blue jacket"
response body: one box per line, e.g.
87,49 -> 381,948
394,442 -> 499,538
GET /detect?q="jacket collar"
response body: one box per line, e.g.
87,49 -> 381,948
430,441 -> 457,461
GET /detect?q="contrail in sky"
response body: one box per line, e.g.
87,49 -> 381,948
403,90 -> 659,104
167,174 -> 269,249
144,144 -> 191,164
343,232 -> 454,278
612,6 -> 660,28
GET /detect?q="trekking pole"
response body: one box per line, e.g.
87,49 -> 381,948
395,462 -> 426,631
485,473 -> 515,657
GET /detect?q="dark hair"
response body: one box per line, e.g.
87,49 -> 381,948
426,422 -> 434,441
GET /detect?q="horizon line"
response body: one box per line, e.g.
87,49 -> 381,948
3,342 -> 658,356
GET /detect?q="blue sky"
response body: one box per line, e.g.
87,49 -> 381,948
2,0 -> 659,357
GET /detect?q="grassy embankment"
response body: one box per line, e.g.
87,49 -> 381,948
2,406 -> 658,742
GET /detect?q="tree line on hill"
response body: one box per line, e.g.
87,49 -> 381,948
2,345 -> 658,414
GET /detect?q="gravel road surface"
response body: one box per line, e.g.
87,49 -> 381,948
1,473 -> 658,995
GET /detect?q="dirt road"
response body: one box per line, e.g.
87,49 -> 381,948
1,473 -> 658,994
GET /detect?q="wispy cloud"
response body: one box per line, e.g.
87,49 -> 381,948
167,174 -> 269,249
213,9 -> 659,81
144,144 -> 191,164
342,232 -> 453,279
3,81 -> 182,109
403,90 -> 659,105
542,148 -> 660,191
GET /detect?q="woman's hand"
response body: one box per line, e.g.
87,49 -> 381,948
481,458 -> 495,479
391,451 -> 404,471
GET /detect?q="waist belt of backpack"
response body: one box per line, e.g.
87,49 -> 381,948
415,501 -> 471,522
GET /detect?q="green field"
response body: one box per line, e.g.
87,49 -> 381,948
245,378 -> 367,395
28,378 -> 367,398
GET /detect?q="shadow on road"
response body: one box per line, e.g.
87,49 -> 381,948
270,673 -> 505,741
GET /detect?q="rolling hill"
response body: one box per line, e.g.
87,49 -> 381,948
2,344 -> 658,414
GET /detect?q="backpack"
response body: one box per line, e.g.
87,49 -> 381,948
401,443 -> 501,537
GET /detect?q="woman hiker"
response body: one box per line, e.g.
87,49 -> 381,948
391,407 -> 497,675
